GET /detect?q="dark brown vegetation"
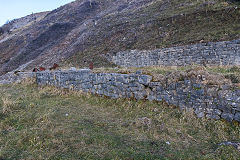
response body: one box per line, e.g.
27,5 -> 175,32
89,61 -> 93,70
39,67 -> 46,71
49,63 -> 59,70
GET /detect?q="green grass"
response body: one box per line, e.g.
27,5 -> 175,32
0,81 -> 240,159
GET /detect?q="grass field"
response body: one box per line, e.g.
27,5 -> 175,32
0,80 -> 240,159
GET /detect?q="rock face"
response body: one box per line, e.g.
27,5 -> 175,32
36,69 -> 240,123
110,39 -> 240,67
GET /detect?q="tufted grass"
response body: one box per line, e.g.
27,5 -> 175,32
0,82 -> 239,159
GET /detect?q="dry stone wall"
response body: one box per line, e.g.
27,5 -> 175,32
36,69 -> 240,123
110,39 -> 240,67
0,72 -> 36,84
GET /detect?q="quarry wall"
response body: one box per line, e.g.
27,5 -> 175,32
36,69 -> 240,123
110,39 -> 240,67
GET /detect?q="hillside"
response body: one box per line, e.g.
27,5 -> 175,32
0,0 -> 240,75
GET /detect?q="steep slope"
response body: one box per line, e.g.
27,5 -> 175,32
0,0 -> 107,75
0,12 -> 49,69
0,0 -> 240,75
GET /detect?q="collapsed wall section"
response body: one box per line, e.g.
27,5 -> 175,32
0,72 -> 36,84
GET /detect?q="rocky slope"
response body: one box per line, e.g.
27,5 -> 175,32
0,0 -> 240,75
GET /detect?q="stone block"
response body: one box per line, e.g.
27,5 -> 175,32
221,113 -> 234,122
234,112 -> 240,122
138,75 -> 152,85
206,114 -> 220,120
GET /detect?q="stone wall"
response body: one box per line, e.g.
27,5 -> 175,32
36,69 -> 240,123
110,39 -> 240,67
0,72 -> 36,84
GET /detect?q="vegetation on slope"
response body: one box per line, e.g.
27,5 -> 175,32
66,0 -> 240,67
1,0 -> 240,74
0,81 -> 239,159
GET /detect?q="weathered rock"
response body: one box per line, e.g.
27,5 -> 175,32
196,112 -> 205,118
218,141 -> 240,152
136,70 -> 143,75
138,75 -> 152,85
69,67 -> 77,71
206,114 -> 220,120
234,112 -> 240,122
221,113 -> 234,122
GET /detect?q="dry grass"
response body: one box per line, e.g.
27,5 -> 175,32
93,65 -> 240,86
0,83 -> 239,159
18,77 -> 36,85
1,97 -> 17,114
